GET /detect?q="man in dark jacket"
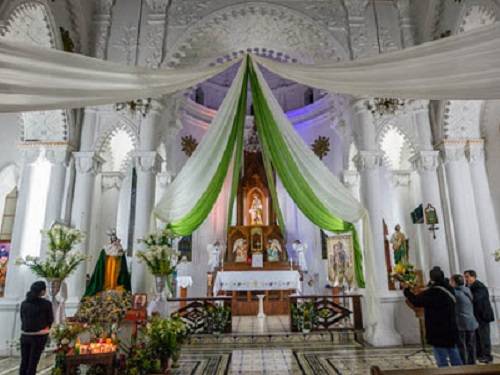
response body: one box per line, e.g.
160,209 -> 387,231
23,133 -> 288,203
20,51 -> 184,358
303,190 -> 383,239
404,267 -> 462,367
464,270 -> 494,363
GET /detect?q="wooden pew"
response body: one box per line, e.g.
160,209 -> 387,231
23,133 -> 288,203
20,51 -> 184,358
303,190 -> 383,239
370,364 -> 500,375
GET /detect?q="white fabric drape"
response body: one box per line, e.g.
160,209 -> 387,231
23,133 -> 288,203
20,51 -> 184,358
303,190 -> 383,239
252,59 -> 379,327
0,38 -> 240,112
1,23 -> 500,113
153,61 -> 246,223
253,22 -> 500,100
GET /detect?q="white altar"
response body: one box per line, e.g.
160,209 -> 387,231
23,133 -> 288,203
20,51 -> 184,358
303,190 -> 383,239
213,270 -> 301,295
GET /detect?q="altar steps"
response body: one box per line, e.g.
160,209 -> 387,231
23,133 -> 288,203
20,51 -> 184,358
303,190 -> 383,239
185,330 -> 360,347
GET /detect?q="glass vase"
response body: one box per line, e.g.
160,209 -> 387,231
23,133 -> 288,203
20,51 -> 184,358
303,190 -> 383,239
46,278 -> 64,323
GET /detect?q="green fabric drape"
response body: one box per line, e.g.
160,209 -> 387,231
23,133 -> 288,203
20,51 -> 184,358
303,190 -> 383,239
227,59 -> 249,226
167,62 -> 249,236
84,250 -> 131,297
249,63 -> 365,287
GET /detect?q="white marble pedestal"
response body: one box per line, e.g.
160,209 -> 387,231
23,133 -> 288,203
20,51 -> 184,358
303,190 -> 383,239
257,294 -> 265,319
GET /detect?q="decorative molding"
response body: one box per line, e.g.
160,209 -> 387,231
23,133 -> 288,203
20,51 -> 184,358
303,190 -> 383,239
410,150 -> 440,172
101,171 -> 124,191
459,3 -> 497,33
134,151 -> 161,174
20,110 -> 68,143
44,147 -> 71,166
442,100 -> 482,139
465,140 -> 485,164
344,0 -> 369,18
73,152 -> 104,175
395,0 -> 415,47
92,0 -> 115,59
145,0 -> 169,14
353,151 -> 384,172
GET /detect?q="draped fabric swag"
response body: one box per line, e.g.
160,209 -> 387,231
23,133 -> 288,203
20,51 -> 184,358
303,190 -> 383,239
0,22 -> 500,114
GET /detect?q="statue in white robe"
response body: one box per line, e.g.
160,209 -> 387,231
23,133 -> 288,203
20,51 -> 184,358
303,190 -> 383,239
292,240 -> 308,272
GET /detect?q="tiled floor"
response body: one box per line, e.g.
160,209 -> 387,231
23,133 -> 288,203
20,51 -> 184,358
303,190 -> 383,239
232,315 -> 290,334
1,336 -> 498,375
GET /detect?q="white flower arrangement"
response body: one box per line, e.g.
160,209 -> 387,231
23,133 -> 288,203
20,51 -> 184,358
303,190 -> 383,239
136,228 -> 180,276
16,224 -> 86,280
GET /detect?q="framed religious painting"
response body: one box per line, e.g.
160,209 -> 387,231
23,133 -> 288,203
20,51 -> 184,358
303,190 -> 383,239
326,233 -> 356,289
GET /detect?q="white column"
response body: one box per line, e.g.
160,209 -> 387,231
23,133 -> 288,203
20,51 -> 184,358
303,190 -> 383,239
131,151 -> 160,292
67,152 -> 103,303
3,149 -> 40,300
43,147 -> 70,235
440,141 -> 486,277
351,99 -> 402,346
131,100 -> 164,292
410,151 -> 450,274
342,170 -> 360,200
466,141 -> 500,288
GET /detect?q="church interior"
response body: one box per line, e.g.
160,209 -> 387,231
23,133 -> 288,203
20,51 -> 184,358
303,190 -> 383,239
0,0 -> 499,374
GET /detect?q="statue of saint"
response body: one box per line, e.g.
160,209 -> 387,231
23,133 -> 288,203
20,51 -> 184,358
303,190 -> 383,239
249,194 -> 263,225
292,240 -> 308,272
233,238 -> 248,263
84,230 -> 131,296
390,224 -> 408,265
207,241 -> 222,272
266,239 -> 282,262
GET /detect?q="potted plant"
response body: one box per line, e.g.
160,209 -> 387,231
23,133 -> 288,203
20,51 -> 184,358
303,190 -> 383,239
206,304 -> 230,334
125,316 -> 187,375
292,301 -> 317,333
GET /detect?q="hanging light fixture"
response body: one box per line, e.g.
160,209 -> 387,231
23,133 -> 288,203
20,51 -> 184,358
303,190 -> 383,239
368,0 -> 405,117
115,98 -> 152,117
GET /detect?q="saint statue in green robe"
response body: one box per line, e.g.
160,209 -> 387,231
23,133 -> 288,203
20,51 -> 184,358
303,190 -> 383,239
84,231 -> 131,297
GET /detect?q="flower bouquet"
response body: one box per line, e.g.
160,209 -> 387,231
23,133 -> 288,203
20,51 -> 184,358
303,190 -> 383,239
16,224 -> 86,280
391,263 -> 417,288
136,228 -> 180,277
75,290 -> 132,340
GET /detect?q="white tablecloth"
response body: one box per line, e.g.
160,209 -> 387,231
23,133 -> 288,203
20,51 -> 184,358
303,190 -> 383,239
213,271 -> 301,295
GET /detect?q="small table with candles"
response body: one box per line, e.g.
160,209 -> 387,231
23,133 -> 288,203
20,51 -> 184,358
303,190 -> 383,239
64,340 -> 117,375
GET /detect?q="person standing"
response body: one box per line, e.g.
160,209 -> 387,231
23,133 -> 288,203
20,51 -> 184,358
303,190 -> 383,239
19,281 -> 53,375
403,267 -> 462,367
449,274 -> 478,364
464,270 -> 494,363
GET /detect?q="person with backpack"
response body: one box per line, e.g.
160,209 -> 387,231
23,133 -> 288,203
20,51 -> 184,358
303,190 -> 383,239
403,267 -> 462,367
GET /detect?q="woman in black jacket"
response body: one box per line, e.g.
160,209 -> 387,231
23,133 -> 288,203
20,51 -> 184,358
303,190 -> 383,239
19,281 -> 54,375
403,267 -> 462,367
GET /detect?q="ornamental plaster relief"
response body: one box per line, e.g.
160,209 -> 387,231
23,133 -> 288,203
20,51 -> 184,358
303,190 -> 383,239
458,2 -> 497,33
21,110 -> 68,143
443,100 -> 482,140
165,2 -> 348,67
92,0 -> 115,59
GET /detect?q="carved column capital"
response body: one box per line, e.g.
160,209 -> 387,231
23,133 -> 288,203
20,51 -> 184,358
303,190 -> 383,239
390,171 -> 411,187
353,150 -> 383,172
134,151 -> 161,174
439,141 -> 467,164
73,152 -> 104,175
466,140 -> 485,164
44,146 -> 71,166
101,171 -> 124,191
410,150 -> 440,172
350,97 -> 372,116
342,170 -> 360,189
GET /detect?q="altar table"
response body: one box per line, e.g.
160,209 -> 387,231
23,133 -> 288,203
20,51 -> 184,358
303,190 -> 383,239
213,270 -> 301,295
214,271 -> 301,315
